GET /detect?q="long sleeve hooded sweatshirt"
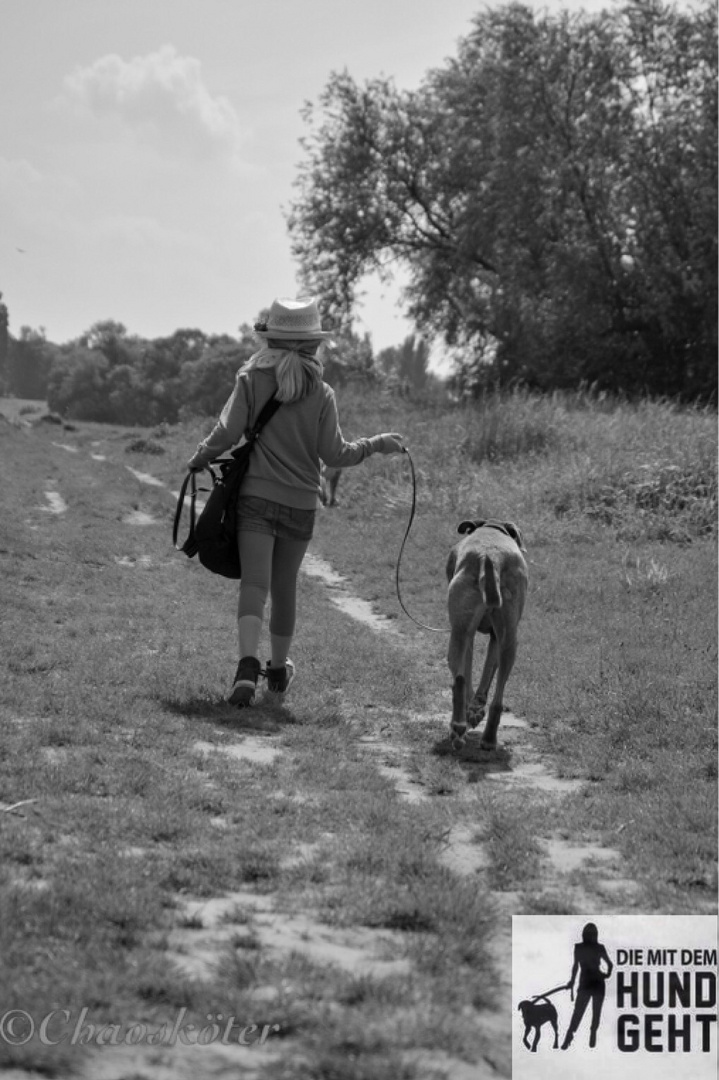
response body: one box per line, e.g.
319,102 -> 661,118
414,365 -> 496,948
187,364 -> 394,509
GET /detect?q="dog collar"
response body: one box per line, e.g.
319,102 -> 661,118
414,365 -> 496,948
457,519 -> 512,538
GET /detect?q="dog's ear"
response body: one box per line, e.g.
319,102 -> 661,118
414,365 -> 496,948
458,519 -> 484,535
504,521 -> 526,549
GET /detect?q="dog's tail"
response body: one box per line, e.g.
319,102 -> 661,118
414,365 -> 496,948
466,552 -> 501,609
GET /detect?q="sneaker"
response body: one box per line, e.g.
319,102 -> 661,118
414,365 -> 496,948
227,656 -> 261,708
265,658 -> 295,697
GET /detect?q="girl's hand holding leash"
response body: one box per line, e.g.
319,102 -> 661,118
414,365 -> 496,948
376,433 -> 405,454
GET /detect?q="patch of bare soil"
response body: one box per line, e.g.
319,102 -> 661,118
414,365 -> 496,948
125,466 -> 166,487
122,509 -> 159,525
81,1038 -> 280,1080
41,490 -> 68,515
302,551 -> 403,636
167,889 -> 413,983
77,884 -> 418,1080
116,554 -> 153,568
192,735 -> 281,766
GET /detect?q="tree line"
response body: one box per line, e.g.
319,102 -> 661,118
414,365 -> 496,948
0,318 -> 256,424
288,0 -> 717,400
0,304 -> 430,424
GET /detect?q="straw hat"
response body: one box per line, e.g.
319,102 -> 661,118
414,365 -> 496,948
254,297 -> 331,340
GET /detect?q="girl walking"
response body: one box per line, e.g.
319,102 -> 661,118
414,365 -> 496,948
187,297 -> 404,706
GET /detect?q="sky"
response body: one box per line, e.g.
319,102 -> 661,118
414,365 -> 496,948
1,0 -> 634,352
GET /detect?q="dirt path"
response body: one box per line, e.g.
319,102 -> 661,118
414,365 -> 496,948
297,539 -> 647,1074
172,455 -> 645,1073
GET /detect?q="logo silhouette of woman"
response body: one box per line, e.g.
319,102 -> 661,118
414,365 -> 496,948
561,922 -> 613,1049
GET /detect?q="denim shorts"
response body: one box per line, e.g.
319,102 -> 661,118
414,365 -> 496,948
236,496 -> 316,542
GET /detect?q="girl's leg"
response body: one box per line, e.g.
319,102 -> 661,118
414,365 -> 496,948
268,536 -> 310,667
237,529 -> 275,657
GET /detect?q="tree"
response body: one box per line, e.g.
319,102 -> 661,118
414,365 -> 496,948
45,323 -> 260,424
6,326 -> 54,399
376,334 -> 431,391
288,1 -> 717,399
0,293 -> 8,393
607,0 -> 718,397
76,320 -> 132,363
47,347 -> 113,420
322,328 -> 376,387
179,335 -> 256,417
138,329 -> 209,423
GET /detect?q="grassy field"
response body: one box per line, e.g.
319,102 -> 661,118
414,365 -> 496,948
0,388 -> 716,1080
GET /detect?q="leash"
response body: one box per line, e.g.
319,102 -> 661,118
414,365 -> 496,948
176,444 -> 446,633
530,984 -> 571,1002
395,447 -> 447,633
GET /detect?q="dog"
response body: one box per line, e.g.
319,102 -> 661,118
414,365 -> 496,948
446,519 -> 528,749
518,997 -> 559,1052
320,464 -> 342,507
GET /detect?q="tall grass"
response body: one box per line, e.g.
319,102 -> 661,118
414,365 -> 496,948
327,385 -> 717,543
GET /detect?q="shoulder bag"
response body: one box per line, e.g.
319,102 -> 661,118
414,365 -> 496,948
173,393 -> 281,578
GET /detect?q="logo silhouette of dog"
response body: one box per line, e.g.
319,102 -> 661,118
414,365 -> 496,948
518,995 -> 560,1052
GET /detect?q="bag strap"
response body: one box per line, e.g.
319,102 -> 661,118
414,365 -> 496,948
222,392 -> 281,464
245,392 -> 281,444
173,469 -> 198,554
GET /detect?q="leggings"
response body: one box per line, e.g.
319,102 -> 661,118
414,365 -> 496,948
237,529 -> 310,637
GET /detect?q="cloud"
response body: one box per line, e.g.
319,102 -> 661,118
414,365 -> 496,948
63,45 -> 247,165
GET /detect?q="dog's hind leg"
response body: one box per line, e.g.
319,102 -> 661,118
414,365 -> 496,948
467,556 -> 502,740
468,631 -> 497,729
482,629 -> 517,748
448,630 -> 473,749
447,569 -> 481,749
451,674 -> 467,749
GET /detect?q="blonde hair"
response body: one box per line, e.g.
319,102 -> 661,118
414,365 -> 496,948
268,339 -> 324,404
